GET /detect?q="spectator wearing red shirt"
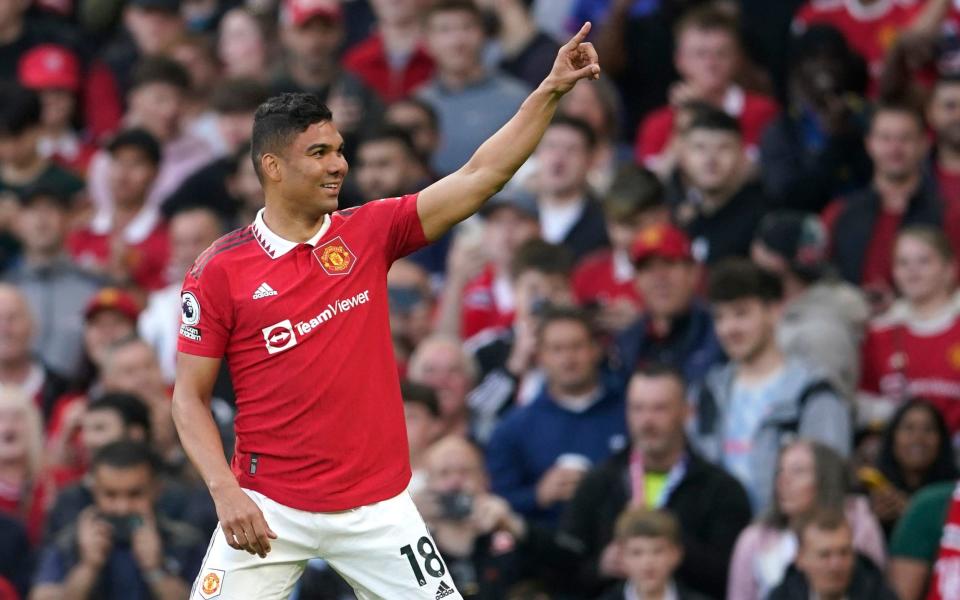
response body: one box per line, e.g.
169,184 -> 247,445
68,129 -> 171,291
824,102 -> 943,307
634,5 -> 778,178
860,226 -> 960,440
929,75 -> 960,239
342,0 -> 435,104
573,165 -> 666,334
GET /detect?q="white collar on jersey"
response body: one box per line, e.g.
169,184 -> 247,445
251,208 -> 331,259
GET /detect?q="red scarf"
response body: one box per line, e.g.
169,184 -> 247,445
928,482 -> 960,599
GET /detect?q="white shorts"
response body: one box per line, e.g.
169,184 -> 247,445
190,488 -> 463,600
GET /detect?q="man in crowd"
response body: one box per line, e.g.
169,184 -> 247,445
355,126 -> 431,203
929,75 -> 960,230
407,334 -> 479,440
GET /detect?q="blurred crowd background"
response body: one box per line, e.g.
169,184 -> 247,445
2,0 -> 960,598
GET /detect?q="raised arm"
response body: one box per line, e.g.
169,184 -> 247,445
416,22 -> 601,241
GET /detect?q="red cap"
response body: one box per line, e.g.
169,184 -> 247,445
630,224 -> 693,265
282,0 -> 342,27
18,44 -> 81,92
84,288 -> 141,323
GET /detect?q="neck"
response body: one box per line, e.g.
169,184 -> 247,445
700,183 -> 738,210
496,3 -> 537,56
380,17 -> 420,50
639,442 -> 684,473
634,581 -> 669,600
874,172 -> 921,213
541,189 -> 584,207
262,201 -> 327,243
737,340 -> 784,380
912,289 -> 954,319
0,16 -> 23,45
438,64 -> 486,91
549,380 -> 599,403
938,143 -> 960,173
0,359 -> 33,385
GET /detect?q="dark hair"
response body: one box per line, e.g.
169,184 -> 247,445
614,507 -> 681,544
130,56 -> 191,92
387,97 -> 439,133
0,83 -> 41,136
766,441 -> 850,528
250,93 -> 333,180
685,106 -> 742,137
548,114 -> 597,150
536,305 -> 596,341
602,164 -> 665,222
107,128 -> 162,166
87,392 -> 152,438
674,4 -> 740,44
358,126 -> 420,163
400,380 -> 440,418
877,399 -> 959,493
509,239 -> 575,280
425,0 -> 483,23
631,362 -> 686,391
92,440 -> 158,474
871,99 -> 926,133
897,225 -> 956,263
934,73 -> 960,91
708,258 -> 784,304
796,508 -> 851,546
211,78 -> 270,114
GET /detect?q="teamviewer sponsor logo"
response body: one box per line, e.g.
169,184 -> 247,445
262,320 -> 298,354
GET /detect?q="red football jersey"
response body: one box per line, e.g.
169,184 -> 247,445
572,248 -> 643,308
178,195 -> 428,511
460,264 -> 515,339
860,295 -> 960,434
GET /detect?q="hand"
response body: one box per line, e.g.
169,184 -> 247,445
668,81 -> 701,108
445,229 -> 488,286
535,465 -> 586,508
131,512 -> 164,571
598,541 -> 625,579
505,318 -> 538,376
212,484 -> 278,558
77,508 -> 113,570
470,494 -> 516,535
869,485 -> 908,522
542,22 -> 601,96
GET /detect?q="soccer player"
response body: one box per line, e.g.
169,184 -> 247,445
171,20 -> 600,600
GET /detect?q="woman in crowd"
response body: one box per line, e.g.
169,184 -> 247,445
217,7 -> 274,82
863,399 -> 959,536
727,440 -> 885,600
0,386 -> 53,545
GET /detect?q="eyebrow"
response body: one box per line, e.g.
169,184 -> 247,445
305,141 -> 345,154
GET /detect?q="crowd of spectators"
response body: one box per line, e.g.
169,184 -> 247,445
2,0 -> 960,598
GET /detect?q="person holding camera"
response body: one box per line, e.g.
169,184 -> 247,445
414,435 -> 528,599
30,440 -> 206,600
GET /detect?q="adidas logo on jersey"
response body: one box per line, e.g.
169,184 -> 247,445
435,581 -> 454,599
252,282 -> 278,299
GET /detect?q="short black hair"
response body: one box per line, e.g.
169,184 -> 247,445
548,114 -> 597,150
250,93 -> 333,180
388,97 -> 439,133
107,128 -> 162,166
358,126 -> 420,163
130,56 -> 191,92
0,83 -> 41,136
685,106 -> 741,136
632,362 -> 686,390
92,440 -> 158,474
537,305 -> 597,341
871,99 -> 926,133
87,392 -> 152,438
426,0 -> 483,23
708,258 -> 783,304
509,239 -> 575,280
212,78 -> 271,115
401,380 -> 440,418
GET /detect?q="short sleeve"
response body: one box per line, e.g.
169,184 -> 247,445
177,258 -> 234,359
366,194 -> 429,263
890,482 -> 954,562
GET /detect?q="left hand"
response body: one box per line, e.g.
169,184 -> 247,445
131,512 -> 164,571
542,22 -> 601,96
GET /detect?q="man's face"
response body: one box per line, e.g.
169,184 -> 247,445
866,111 -> 928,183
108,146 -> 158,209
409,343 -> 472,421
675,27 -> 737,95
0,127 -> 40,167
169,210 -> 222,276
712,297 -> 777,362
483,208 -> 540,267
535,125 -> 592,197
128,82 -> 184,142
626,375 -> 687,461
929,82 -> 960,150
92,463 -> 155,518
426,441 -> 486,495
267,120 -> 348,217
620,536 -> 682,595
124,6 -> 184,54
679,128 -> 743,195
635,258 -> 698,320
217,111 -> 256,154
538,319 -> 600,394
797,525 -> 856,599
388,260 -> 433,347
0,291 -> 32,364
386,102 -> 439,159
425,10 -> 485,77
102,343 -> 165,397
892,234 -> 955,304
370,0 -> 424,24
0,0 -> 28,31
39,89 -> 76,129
81,409 -> 126,456
513,270 -> 573,320
356,139 -> 418,200
15,198 -> 68,256
282,16 -> 342,72
404,402 -> 437,457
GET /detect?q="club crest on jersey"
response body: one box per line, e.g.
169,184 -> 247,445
198,568 -> 224,599
262,320 -> 298,354
314,236 -> 356,276
181,292 -> 200,326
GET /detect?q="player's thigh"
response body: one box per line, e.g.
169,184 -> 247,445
322,491 -> 463,600
190,489 -> 317,600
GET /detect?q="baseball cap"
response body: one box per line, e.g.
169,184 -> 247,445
480,187 -> 539,221
754,211 -> 828,280
282,0 -> 342,27
84,288 -> 141,323
18,45 -> 81,92
129,0 -> 181,12
630,224 -> 693,265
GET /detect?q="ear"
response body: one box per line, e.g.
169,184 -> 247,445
260,153 -> 283,183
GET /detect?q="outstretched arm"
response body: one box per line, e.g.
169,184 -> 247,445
416,22 -> 601,241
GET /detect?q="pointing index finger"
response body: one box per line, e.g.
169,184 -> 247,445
565,21 -> 592,50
